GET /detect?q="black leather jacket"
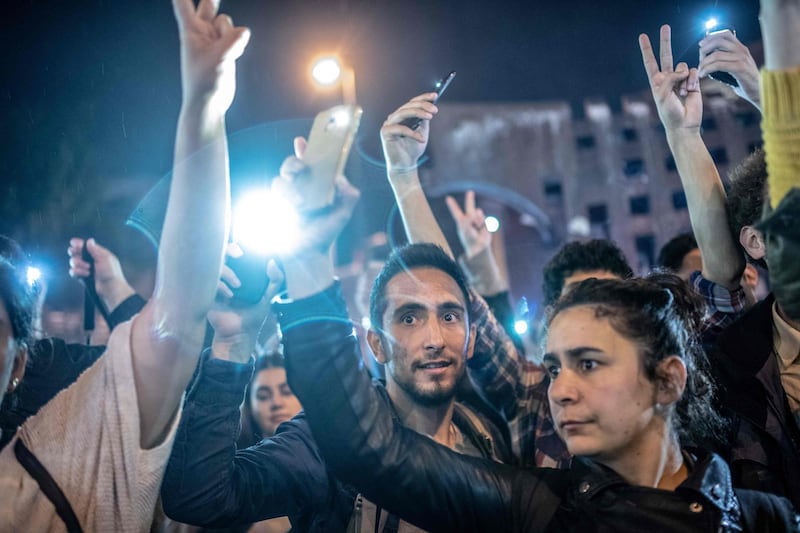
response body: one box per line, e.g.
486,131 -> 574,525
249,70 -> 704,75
281,283 -> 799,532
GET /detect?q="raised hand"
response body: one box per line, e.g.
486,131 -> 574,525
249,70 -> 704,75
207,243 -> 283,362
68,237 -> 135,310
698,30 -> 761,110
445,191 -> 492,260
639,25 -> 702,133
381,93 -> 439,175
274,137 -> 361,257
172,0 -> 251,112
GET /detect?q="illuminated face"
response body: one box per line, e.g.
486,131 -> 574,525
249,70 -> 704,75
249,367 -> 303,437
371,268 -> 473,407
561,270 -> 621,298
544,306 -> 661,464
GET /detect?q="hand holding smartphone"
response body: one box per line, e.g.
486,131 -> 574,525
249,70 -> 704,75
297,103 -> 363,212
399,70 -> 456,130
703,27 -> 740,88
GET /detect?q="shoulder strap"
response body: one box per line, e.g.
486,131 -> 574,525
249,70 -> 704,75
453,402 -> 498,461
14,439 -> 84,533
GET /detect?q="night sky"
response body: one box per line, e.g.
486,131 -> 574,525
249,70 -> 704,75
1,0 -> 761,258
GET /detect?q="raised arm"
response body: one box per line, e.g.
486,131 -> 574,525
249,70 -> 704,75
757,0 -> 800,323
131,0 -> 250,448
381,94 -> 453,255
640,25 -> 745,289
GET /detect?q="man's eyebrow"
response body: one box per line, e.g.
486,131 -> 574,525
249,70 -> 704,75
391,302 -> 426,317
439,301 -> 465,312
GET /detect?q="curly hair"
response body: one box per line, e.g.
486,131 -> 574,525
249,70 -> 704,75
542,239 -> 633,306
545,273 -> 724,448
726,149 -> 768,263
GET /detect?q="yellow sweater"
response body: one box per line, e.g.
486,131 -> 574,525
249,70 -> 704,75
761,67 -> 800,209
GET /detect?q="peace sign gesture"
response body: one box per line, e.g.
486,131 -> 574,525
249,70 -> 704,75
172,0 -> 251,113
445,191 -> 492,260
639,25 -> 702,133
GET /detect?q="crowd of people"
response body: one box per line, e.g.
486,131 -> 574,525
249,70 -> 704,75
1,0 -> 800,531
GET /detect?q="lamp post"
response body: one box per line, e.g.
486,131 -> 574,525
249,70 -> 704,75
310,56 -> 356,105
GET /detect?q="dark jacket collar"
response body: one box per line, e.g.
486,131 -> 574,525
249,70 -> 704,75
569,449 -> 738,514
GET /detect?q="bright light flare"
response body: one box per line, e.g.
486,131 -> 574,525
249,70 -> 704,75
232,187 -> 300,256
311,57 -> 342,86
361,317 -> 372,330
27,266 -> 41,286
485,216 -> 500,233
704,18 -> 718,31
514,320 -> 529,335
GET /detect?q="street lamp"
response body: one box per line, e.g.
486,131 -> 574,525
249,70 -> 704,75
310,56 -> 356,105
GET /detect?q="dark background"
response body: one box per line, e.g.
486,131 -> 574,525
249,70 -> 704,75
0,0 -> 761,299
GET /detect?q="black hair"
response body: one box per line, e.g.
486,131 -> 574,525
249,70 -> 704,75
0,236 -> 35,351
542,239 -> 633,306
545,273 -> 724,447
657,232 -> 698,272
369,243 -> 471,332
726,149 -> 768,266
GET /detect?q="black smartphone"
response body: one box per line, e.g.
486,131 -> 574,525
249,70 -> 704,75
400,70 -> 456,130
224,249 -> 271,307
705,27 -> 740,88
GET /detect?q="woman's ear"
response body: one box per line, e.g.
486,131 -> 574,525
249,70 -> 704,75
367,329 -> 387,364
8,345 -> 27,393
655,355 -> 687,407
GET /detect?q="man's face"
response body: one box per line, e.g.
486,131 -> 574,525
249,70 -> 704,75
249,367 -> 303,437
678,248 -> 703,281
370,267 -> 473,407
561,269 -> 621,298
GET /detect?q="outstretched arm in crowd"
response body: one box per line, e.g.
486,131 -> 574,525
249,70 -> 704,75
757,0 -> 800,323
640,25 -> 745,290
698,29 -> 761,111
381,93 -> 453,254
131,0 -> 249,449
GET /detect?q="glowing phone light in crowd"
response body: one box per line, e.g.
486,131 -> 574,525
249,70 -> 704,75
514,319 -> 529,335
232,187 -> 300,256
705,18 -> 718,31
27,266 -> 42,287
485,216 -> 500,233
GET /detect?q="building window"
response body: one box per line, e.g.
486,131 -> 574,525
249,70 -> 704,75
544,181 -> 563,206
576,135 -> 596,149
623,158 -> 645,177
629,195 -> 651,215
672,190 -> 687,210
665,155 -> 676,172
635,234 -> 656,270
701,117 -> 718,131
709,147 -> 729,165
588,204 -> 608,224
621,128 -> 638,142
588,203 -> 609,239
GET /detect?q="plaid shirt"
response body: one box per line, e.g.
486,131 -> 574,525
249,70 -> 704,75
689,271 -> 748,346
468,290 -> 570,468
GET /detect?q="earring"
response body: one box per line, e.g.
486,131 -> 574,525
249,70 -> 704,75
7,377 -> 20,393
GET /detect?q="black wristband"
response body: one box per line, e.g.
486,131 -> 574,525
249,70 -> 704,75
108,294 -> 147,329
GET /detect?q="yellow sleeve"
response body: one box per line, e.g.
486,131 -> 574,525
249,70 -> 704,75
761,67 -> 800,209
